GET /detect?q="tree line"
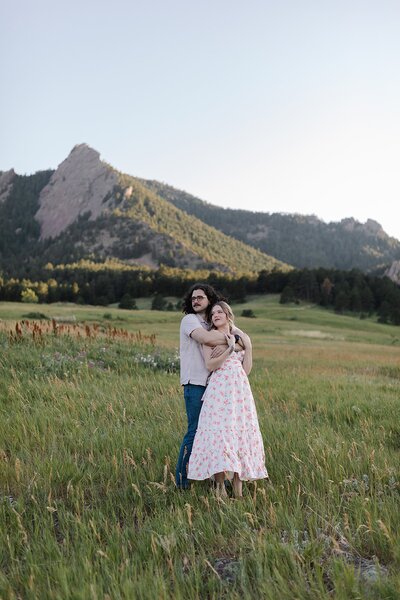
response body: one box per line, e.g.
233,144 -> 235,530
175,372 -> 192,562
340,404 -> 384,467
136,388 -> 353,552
0,263 -> 399,325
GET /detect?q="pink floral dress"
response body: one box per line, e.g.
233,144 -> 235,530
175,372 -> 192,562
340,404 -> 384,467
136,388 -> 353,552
187,351 -> 268,481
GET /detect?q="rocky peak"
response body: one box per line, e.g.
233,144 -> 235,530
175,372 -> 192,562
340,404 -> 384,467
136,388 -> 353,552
364,219 -> 384,236
35,144 -> 118,239
340,217 -> 385,238
340,218 -> 357,232
0,169 -> 16,203
385,261 -> 400,285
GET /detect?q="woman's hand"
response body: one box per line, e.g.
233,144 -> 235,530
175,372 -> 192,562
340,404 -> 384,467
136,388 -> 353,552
225,333 -> 235,351
209,334 -> 235,360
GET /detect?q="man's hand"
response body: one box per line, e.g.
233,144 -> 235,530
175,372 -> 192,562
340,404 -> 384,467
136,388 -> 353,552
210,336 -> 240,359
210,345 -> 226,358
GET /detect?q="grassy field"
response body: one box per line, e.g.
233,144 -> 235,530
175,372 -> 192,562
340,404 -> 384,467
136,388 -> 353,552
0,297 -> 399,599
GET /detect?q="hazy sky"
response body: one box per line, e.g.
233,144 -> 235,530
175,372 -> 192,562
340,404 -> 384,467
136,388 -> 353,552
2,0 -> 400,240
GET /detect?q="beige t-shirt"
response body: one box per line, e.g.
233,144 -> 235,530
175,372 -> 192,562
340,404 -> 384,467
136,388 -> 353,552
179,313 -> 210,386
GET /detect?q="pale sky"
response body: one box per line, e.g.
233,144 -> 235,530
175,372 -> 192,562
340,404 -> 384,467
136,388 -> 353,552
1,0 -> 400,240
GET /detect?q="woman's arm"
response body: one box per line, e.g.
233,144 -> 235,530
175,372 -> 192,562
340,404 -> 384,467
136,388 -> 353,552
240,332 -> 253,375
203,334 -> 235,371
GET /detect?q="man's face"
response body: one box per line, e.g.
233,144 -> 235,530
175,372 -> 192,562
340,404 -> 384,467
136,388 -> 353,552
191,289 -> 209,313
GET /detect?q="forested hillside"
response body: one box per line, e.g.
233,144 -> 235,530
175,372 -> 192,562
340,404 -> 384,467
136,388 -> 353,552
0,170 -> 53,275
140,179 -> 400,271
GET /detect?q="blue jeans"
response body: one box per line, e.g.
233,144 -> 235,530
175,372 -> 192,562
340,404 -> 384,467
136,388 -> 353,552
175,384 -> 206,489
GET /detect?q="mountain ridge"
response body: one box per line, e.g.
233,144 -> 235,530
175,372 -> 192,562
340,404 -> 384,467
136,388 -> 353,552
139,178 -> 400,271
0,144 -> 290,276
1,143 -> 400,278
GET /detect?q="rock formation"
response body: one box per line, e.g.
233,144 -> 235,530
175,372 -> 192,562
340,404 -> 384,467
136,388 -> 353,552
0,169 -> 15,203
35,144 -> 118,239
385,261 -> 400,285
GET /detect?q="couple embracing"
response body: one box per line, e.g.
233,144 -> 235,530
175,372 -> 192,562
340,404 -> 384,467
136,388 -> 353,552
176,283 -> 268,498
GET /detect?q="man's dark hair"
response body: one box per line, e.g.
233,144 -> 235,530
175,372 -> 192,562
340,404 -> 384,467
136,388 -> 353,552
182,283 -> 223,321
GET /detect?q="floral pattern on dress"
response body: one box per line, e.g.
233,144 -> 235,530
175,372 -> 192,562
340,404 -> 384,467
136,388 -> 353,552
187,351 -> 268,481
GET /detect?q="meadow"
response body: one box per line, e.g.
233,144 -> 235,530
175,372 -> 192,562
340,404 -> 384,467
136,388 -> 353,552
0,297 -> 399,599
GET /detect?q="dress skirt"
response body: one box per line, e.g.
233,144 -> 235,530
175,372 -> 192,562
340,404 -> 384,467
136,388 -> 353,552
187,352 -> 268,481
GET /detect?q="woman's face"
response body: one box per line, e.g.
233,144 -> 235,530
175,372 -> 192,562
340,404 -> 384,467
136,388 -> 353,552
211,304 -> 228,328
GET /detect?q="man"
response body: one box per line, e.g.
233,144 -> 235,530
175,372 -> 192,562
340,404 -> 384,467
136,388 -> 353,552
176,283 -> 240,489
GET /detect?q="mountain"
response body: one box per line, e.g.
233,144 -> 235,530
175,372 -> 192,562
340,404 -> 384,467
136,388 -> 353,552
139,180 -> 400,272
0,145 -> 290,277
2,144 -> 399,279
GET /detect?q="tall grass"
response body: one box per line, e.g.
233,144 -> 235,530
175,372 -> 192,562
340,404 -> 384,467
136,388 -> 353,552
0,300 -> 399,599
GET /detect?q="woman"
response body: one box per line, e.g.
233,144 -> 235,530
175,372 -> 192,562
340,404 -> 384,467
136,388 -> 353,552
187,301 -> 268,497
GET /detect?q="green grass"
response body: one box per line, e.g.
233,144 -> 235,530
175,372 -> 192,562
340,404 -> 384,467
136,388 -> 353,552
0,298 -> 399,599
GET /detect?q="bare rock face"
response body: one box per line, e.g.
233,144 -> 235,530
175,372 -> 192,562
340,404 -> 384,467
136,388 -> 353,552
35,144 -> 118,239
340,217 -> 385,238
0,169 -> 15,203
340,218 -> 357,232
364,219 -> 382,234
385,260 -> 400,285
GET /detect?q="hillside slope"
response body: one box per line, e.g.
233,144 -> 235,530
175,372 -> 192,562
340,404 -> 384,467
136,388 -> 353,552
140,179 -> 400,272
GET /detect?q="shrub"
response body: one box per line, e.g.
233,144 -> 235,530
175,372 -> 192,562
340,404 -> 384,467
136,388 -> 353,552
119,294 -> 138,310
280,286 -> 295,304
241,309 -> 256,318
151,294 -> 167,311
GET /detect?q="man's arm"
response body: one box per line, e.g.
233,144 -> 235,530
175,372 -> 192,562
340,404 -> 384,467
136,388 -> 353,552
203,335 -> 235,370
190,327 -> 228,346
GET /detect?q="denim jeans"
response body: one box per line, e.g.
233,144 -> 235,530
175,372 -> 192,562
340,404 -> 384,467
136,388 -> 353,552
175,384 -> 206,489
